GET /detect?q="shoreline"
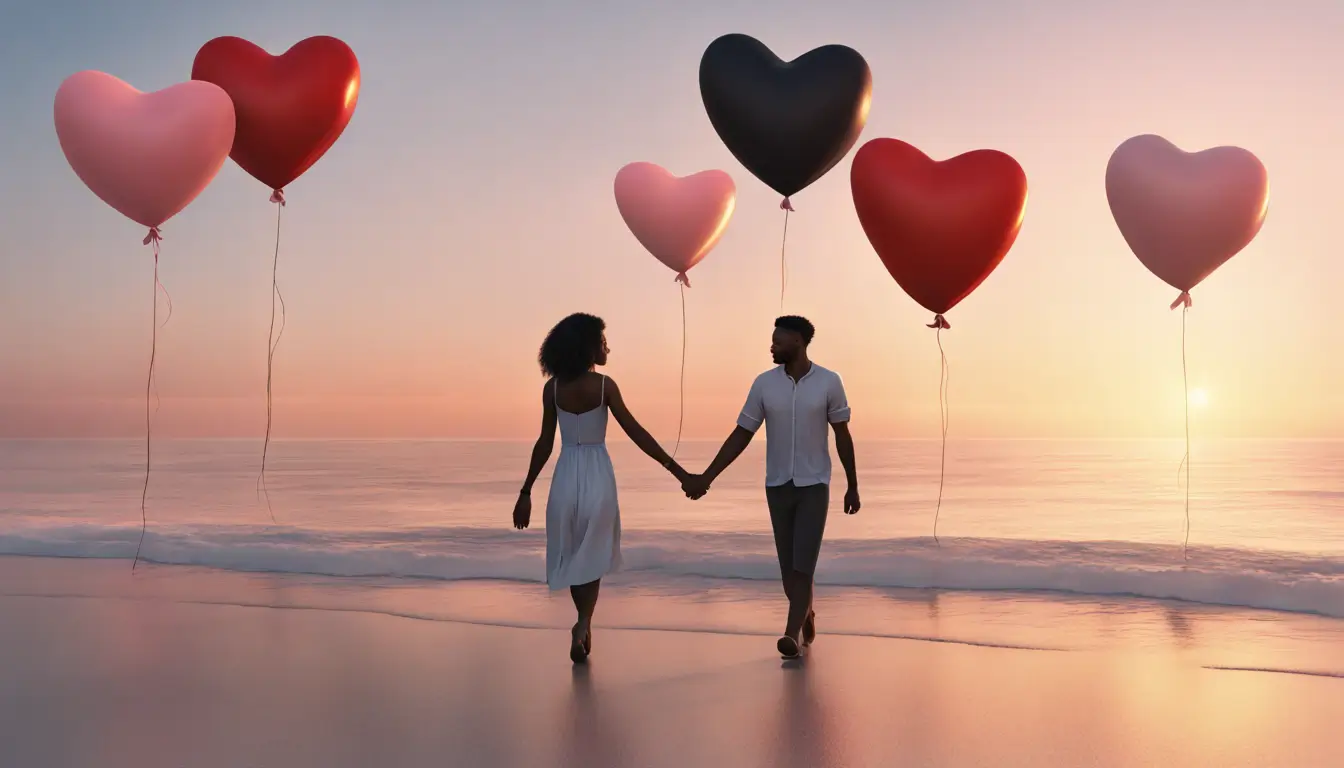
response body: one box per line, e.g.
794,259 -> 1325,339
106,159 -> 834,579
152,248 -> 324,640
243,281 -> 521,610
3,555 -> 1342,673
1,521 -> 1342,621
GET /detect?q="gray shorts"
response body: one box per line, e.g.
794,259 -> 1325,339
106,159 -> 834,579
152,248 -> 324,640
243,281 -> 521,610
765,481 -> 830,576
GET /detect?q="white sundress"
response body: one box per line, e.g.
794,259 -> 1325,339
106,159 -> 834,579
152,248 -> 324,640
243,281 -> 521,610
545,376 -> 623,589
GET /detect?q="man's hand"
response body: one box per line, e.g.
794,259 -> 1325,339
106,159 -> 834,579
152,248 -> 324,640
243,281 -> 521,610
844,486 -> 861,515
682,474 -> 710,500
513,493 -> 532,529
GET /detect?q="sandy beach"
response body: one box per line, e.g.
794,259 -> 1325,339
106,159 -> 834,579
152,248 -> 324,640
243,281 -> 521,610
1,556 -> 1340,767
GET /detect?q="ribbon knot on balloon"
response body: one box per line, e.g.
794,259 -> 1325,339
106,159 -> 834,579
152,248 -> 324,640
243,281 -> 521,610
779,197 -> 794,212
926,314 -> 951,330
674,272 -> 691,288
142,227 -> 163,247
1169,291 -> 1192,311
269,189 -> 286,206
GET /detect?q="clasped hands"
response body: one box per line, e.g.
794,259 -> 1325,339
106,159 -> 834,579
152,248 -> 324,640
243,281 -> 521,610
681,473 -> 711,500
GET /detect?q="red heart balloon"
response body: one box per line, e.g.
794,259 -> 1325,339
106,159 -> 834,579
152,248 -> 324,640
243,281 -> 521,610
191,36 -> 360,193
851,139 -> 1027,322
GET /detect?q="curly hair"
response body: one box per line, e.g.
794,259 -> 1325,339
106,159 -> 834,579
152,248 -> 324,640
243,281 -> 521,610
539,313 -> 606,381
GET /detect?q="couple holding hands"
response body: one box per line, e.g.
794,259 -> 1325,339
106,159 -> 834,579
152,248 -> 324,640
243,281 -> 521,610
513,313 -> 860,664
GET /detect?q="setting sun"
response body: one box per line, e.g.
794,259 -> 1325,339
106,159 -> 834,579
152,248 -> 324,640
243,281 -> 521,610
1189,388 -> 1210,408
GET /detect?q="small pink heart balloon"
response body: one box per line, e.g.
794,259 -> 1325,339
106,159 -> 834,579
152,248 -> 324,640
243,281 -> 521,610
54,70 -> 236,232
1105,134 -> 1268,307
614,162 -> 736,285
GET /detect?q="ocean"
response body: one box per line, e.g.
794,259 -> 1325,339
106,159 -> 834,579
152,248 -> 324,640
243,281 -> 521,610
1,437 -> 1342,621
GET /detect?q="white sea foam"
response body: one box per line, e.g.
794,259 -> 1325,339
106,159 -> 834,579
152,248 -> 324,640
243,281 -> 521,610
0,522 -> 1341,619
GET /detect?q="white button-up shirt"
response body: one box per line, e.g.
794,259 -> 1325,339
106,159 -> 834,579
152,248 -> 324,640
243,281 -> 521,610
736,363 -> 850,488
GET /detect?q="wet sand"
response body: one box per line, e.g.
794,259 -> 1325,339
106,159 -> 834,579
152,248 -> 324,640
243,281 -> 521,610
1,557 -> 1342,766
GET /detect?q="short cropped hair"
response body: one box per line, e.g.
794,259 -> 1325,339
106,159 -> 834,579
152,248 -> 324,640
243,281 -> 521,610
774,315 -> 815,345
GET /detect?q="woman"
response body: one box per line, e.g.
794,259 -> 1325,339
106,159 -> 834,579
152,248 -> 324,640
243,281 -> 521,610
513,312 -> 690,663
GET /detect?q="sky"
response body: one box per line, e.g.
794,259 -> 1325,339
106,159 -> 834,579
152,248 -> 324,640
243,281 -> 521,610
2,0 -> 1343,440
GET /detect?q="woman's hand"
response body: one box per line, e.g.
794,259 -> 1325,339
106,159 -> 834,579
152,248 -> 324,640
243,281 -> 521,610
513,493 -> 532,529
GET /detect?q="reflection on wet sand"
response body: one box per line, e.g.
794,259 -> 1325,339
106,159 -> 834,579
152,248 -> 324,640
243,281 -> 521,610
560,666 -> 632,766
769,661 -> 844,768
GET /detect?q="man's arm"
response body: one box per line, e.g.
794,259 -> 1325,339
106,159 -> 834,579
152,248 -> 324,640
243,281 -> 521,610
702,426 -> 755,485
828,373 -> 860,514
832,422 -> 857,489
684,378 -> 763,497
683,426 -> 753,499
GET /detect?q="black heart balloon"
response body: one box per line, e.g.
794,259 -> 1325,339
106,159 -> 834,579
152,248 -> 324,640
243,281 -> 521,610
699,34 -> 872,200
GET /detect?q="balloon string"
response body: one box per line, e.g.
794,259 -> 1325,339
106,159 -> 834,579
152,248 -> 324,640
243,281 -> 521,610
1177,303 -> 1191,558
132,227 -> 163,572
931,318 -> 949,545
779,198 -> 793,310
671,280 -> 686,460
150,262 -> 173,423
259,193 -> 287,523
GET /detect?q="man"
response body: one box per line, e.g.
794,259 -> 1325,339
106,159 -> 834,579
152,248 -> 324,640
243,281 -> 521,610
683,316 -> 859,659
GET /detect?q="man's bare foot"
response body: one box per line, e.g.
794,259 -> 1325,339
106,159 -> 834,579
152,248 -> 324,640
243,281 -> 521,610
570,623 -> 589,664
802,611 -> 816,647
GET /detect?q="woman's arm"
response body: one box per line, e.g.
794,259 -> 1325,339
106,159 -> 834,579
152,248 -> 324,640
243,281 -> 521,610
606,378 -> 689,481
519,380 -> 558,496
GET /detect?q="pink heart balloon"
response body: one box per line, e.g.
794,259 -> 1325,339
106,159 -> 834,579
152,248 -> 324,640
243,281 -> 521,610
54,71 -> 236,231
1105,134 -> 1268,305
614,162 -> 736,285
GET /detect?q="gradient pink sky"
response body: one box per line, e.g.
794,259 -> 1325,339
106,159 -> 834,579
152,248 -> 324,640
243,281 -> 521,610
1,0 -> 1341,439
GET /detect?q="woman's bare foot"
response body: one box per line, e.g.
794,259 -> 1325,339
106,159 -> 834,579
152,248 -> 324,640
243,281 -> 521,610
570,623 -> 589,664
802,611 -> 816,647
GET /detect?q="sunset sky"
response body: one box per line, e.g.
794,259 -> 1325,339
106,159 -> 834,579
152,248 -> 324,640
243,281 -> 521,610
2,0 -> 1342,440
